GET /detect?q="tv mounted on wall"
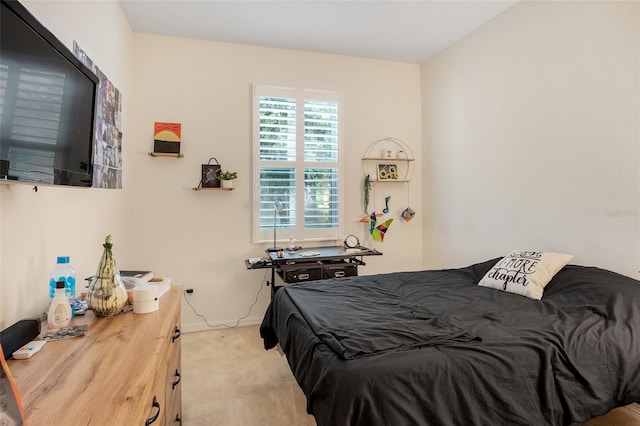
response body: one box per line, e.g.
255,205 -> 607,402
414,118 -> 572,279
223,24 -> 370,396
0,0 -> 98,187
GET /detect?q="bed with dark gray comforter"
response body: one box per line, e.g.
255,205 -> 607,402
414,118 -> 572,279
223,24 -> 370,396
260,258 -> 640,425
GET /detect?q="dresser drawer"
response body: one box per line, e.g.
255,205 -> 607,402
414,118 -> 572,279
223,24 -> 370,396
166,314 -> 182,425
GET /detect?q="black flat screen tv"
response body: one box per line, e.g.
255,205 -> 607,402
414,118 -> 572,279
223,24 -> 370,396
0,0 -> 98,187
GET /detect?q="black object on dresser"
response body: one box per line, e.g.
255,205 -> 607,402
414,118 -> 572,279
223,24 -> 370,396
1,319 -> 41,359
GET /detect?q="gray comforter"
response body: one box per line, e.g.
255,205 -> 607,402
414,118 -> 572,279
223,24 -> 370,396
260,258 -> 640,425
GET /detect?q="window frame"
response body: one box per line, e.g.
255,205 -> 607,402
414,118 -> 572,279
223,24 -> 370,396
252,83 -> 344,245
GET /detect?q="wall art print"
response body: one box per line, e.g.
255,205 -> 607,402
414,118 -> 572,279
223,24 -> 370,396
377,163 -> 399,181
153,122 -> 182,155
73,41 -> 123,189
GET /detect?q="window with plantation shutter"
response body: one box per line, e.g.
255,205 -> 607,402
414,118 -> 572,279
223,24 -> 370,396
253,84 -> 343,245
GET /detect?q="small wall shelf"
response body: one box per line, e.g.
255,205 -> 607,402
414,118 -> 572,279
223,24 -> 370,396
192,187 -> 234,191
362,138 -> 415,182
148,152 -> 183,158
362,157 -> 415,162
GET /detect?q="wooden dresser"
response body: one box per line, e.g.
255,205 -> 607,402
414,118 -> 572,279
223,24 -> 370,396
7,286 -> 182,425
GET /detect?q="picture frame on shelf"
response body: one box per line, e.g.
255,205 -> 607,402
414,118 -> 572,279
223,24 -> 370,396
201,160 -> 221,188
377,163 -> 399,181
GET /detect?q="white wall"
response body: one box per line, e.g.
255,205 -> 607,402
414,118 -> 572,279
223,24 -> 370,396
421,1 -> 640,277
128,36 -> 423,331
0,4 -> 423,330
4,0 -> 635,333
0,1 -> 134,328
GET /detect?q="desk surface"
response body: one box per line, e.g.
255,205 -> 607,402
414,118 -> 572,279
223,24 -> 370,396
245,245 -> 382,271
266,245 -> 381,263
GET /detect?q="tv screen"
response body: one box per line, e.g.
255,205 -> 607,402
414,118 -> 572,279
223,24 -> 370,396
0,0 -> 98,187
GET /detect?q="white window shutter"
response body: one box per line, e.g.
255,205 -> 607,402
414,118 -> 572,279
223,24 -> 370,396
253,84 -> 343,244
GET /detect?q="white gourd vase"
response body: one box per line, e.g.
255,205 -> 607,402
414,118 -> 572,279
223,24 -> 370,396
87,235 -> 128,317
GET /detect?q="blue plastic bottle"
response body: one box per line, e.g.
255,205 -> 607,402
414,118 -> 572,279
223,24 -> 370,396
49,256 -> 76,317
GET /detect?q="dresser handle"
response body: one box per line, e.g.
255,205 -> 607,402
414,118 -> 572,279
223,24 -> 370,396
172,369 -> 181,389
145,395 -> 161,425
175,414 -> 182,424
172,327 -> 181,342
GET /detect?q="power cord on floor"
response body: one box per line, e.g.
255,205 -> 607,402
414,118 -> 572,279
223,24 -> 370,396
182,270 -> 268,328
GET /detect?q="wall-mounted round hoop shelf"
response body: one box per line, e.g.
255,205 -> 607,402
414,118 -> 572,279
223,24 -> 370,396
362,138 -> 415,183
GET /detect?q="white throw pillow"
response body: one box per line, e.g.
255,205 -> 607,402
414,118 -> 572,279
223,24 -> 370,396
478,251 -> 573,300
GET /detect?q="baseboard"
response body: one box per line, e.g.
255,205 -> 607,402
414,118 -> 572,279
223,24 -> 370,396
182,316 -> 262,333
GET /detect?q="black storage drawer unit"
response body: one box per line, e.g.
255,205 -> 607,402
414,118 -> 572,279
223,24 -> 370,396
279,261 -> 358,283
252,245 -> 382,295
322,262 -> 358,279
283,268 -> 323,283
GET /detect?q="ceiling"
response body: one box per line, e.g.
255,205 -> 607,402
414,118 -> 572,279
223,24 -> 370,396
118,1 -> 517,64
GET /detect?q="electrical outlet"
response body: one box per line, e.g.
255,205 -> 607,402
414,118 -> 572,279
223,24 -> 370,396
185,288 -> 194,298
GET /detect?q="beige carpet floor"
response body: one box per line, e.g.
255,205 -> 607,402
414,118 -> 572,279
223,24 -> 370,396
182,325 -> 315,426
182,325 -> 640,426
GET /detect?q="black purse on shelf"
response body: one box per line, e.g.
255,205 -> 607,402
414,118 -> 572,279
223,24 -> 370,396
200,157 -> 221,188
